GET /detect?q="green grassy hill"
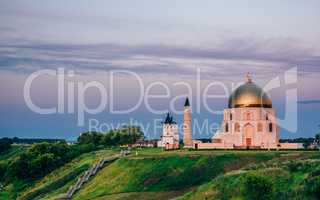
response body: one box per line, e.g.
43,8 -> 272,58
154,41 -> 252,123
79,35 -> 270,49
0,146 -> 26,163
0,148 -> 117,200
72,149 -> 320,200
178,153 -> 320,200
0,146 -> 28,200
1,147 -> 319,200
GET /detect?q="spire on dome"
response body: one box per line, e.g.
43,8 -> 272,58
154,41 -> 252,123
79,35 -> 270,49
184,97 -> 190,107
246,72 -> 253,83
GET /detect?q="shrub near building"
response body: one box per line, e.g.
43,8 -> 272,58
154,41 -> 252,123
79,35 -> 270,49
78,125 -> 144,147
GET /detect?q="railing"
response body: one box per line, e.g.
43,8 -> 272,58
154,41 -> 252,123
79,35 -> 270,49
56,150 -> 130,200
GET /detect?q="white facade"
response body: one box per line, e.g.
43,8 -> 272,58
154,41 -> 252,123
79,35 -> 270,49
212,107 -> 279,148
157,113 -> 179,148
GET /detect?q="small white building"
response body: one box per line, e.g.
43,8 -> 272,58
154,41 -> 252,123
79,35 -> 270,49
157,113 -> 180,149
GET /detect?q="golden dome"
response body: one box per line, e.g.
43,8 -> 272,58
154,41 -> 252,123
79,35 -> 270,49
228,74 -> 272,108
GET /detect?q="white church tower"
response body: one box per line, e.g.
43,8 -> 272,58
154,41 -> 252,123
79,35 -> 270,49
157,113 -> 180,150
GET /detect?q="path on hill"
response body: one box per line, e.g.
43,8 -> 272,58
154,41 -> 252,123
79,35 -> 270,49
56,150 -> 130,200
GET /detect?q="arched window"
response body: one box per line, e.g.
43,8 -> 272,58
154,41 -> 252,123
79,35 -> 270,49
245,112 -> 252,120
266,114 -> 269,120
235,123 -> 240,132
257,123 -> 263,132
269,123 -> 273,132
225,123 -> 229,132
230,113 -> 233,121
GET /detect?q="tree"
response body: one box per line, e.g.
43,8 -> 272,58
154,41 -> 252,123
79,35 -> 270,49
117,125 -> 144,145
7,142 -> 72,180
315,133 -> 320,149
102,130 -> 116,146
0,138 -> 12,154
306,176 -> 320,198
0,163 -> 7,181
242,173 -> 274,200
77,132 -> 103,146
78,126 -> 144,147
29,153 -> 57,178
9,152 -> 30,179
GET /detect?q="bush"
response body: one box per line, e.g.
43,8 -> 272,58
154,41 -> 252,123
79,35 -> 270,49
21,164 -> 90,200
0,138 -> 12,154
305,175 -> 320,198
4,140 -> 105,183
242,173 -> 275,200
78,125 -> 144,147
1,126 -> 144,188
6,142 -> 73,181
9,152 -> 31,180
0,163 -> 7,181
286,160 -> 314,174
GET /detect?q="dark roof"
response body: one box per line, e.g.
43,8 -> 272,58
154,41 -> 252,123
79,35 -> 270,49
184,97 -> 190,107
163,113 -> 176,124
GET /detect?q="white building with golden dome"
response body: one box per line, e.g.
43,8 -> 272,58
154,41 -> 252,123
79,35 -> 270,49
195,74 -> 302,150
212,74 -> 278,149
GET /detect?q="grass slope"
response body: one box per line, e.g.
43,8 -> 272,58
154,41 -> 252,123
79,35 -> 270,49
0,146 -> 26,164
2,147 -> 319,200
0,148 -> 117,200
73,150 -> 281,200
0,146 -> 28,200
18,149 -> 117,200
178,152 -> 320,200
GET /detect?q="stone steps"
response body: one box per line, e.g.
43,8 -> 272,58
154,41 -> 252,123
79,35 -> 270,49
56,150 -> 130,200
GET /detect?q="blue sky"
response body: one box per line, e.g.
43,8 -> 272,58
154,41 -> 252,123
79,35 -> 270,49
0,0 -> 320,140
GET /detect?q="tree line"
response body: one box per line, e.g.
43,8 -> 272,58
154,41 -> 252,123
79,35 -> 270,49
0,125 -> 144,183
77,125 -> 144,147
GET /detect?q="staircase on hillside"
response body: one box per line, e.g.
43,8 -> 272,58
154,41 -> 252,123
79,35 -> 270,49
55,150 -> 130,200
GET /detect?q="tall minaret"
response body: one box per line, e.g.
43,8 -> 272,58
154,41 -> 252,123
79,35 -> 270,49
183,97 -> 193,147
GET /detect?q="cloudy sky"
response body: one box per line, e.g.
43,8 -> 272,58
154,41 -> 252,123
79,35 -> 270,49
0,0 -> 320,140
